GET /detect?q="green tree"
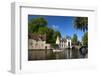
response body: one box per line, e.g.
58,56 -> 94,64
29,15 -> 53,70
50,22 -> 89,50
74,17 -> 88,32
82,32 -> 88,46
28,17 -> 61,45
28,17 -> 48,33
38,27 -> 48,34
72,34 -> 78,45
46,28 -> 54,43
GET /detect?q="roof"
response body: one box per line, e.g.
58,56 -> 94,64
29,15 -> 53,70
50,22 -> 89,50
28,34 -> 46,41
60,38 -> 67,42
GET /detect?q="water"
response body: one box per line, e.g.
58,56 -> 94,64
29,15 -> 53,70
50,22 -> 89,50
28,48 -> 82,61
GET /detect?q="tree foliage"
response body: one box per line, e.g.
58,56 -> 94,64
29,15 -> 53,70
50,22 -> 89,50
72,34 -> 78,45
28,17 -> 61,44
28,17 -> 48,33
82,32 -> 88,46
74,17 -> 88,32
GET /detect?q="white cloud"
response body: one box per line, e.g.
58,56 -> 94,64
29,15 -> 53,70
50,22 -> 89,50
52,25 -> 59,30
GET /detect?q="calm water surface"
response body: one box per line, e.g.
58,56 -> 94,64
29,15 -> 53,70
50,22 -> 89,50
28,48 -> 82,60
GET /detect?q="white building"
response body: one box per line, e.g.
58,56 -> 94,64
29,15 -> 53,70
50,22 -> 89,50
56,36 -> 72,49
28,34 -> 51,49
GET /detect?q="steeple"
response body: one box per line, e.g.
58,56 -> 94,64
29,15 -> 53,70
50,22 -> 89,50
56,36 -> 60,44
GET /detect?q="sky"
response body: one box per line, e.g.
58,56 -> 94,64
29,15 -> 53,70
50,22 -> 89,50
28,15 -> 85,41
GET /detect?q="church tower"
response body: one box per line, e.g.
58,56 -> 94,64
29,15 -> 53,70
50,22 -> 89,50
56,36 -> 60,44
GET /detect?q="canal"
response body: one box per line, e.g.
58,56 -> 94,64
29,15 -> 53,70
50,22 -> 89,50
28,47 -> 84,61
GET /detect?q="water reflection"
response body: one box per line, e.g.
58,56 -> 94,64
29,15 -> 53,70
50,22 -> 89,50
28,48 -> 87,61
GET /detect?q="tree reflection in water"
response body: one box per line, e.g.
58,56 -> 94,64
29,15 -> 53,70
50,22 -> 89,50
28,47 -> 87,61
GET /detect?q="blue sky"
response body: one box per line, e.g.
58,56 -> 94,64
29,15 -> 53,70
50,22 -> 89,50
28,15 -> 85,41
